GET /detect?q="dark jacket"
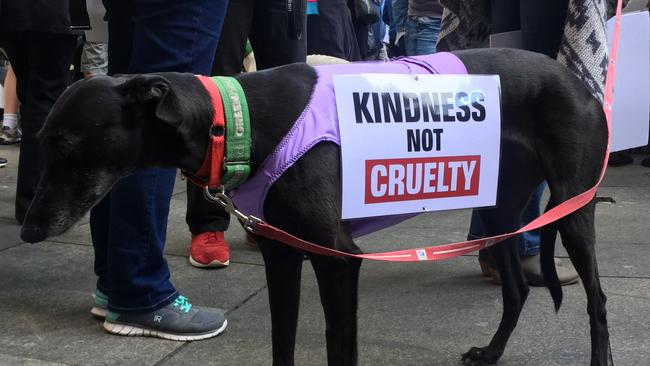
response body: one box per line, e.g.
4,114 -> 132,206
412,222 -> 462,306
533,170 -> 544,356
0,0 -> 89,33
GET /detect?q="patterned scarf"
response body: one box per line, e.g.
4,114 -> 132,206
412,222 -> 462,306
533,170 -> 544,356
437,0 -> 629,100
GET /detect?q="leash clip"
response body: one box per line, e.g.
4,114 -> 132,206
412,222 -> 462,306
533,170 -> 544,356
203,185 -> 261,232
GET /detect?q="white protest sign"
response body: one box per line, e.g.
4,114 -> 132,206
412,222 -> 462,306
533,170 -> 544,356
607,10 -> 650,152
334,74 -> 501,219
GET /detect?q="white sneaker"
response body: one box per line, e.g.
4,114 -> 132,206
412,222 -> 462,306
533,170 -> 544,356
0,125 -> 21,144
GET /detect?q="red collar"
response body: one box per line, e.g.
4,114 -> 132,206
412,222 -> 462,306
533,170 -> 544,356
184,75 -> 226,189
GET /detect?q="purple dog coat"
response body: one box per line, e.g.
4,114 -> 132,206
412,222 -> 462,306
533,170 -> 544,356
231,53 -> 468,238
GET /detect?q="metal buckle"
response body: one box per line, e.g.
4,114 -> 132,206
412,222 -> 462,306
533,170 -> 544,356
203,185 -> 260,232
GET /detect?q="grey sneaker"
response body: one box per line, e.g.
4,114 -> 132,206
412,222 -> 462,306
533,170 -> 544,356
0,125 -> 21,144
103,295 -> 227,341
90,289 -> 108,318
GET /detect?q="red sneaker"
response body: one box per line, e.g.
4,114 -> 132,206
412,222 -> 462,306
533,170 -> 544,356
189,231 -> 230,268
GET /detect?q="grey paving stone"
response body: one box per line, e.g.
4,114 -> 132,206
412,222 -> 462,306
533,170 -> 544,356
0,144 -> 19,222
0,218 -> 22,250
0,241 -> 266,366
600,163 -> 650,187
162,257 -> 649,366
595,242 -> 650,278
0,355 -> 72,366
594,186 -> 650,244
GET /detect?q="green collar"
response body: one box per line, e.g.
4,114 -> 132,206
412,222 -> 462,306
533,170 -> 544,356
211,76 -> 251,190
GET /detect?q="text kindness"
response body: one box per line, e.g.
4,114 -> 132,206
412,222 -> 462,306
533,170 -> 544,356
352,90 -> 486,124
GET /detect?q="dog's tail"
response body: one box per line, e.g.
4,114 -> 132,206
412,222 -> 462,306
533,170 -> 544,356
540,198 -> 563,312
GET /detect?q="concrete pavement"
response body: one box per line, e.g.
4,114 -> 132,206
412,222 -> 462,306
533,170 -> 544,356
0,142 -> 649,365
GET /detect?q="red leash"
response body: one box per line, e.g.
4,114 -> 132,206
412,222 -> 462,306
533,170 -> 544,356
202,0 -> 623,262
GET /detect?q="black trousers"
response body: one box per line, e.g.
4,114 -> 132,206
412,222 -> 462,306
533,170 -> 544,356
2,32 -> 77,223
490,0 -> 569,58
185,0 -> 308,234
307,0 -> 361,61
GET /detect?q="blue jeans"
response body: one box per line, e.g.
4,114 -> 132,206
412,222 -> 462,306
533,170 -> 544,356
468,183 -> 545,257
91,0 -> 226,313
405,16 -> 441,56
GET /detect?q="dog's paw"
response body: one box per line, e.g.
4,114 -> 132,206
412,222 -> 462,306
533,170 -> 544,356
461,347 -> 498,365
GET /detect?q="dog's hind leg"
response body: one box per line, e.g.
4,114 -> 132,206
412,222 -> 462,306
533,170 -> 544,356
309,227 -> 362,366
462,228 -> 529,365
257,239 -> 305,366
557,203 -> 610,366
462,144 -> 541,365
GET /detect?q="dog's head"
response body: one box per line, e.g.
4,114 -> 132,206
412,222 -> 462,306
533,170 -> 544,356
20,73 -> 197,243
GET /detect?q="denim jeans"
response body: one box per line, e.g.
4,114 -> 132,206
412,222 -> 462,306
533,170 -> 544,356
91,0 -> 226,313
405,16 -> 441,56
468,183 -> 545,257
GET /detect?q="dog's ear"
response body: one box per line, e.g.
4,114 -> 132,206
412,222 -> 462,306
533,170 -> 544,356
120,74 -> 184,127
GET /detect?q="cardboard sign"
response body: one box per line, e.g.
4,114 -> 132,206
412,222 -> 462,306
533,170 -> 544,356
607,10 -> 650,152
334,74 -> 502,219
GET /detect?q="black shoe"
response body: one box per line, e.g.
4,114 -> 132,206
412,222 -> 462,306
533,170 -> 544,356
0,157 -> 6,168
608,151 -> 633,167
103,295 -> 227,341
641,156 -> 650,167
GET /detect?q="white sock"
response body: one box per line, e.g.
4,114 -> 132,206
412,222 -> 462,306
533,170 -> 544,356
2,114 -> 18,129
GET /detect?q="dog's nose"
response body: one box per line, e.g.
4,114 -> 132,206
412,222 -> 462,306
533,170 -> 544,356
20,225 -> 47,243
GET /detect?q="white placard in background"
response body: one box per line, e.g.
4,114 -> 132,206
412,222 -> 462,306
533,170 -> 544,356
607,11 -> 650,151
334,74 -> 501,219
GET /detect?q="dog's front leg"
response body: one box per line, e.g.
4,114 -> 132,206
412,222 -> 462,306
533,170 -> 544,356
258,238 -> 305,366
310,254 -> 362,366
305,227 -> 362,366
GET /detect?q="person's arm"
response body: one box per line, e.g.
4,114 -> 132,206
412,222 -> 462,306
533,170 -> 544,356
392,0 -> 408,43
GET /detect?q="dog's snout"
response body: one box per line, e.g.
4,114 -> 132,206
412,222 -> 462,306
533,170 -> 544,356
20,225 -> 47,243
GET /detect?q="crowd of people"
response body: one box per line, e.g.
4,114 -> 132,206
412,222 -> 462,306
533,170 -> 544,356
0,0 -> 644,342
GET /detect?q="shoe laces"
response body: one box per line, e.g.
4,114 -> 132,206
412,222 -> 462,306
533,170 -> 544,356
172,295 -> 193,313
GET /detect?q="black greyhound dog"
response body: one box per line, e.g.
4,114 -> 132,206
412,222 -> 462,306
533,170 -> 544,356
21,48 -> 609,365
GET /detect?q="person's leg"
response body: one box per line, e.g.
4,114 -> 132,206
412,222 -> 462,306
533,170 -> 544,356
520,0 -> 568,59
128,0 -> 225,74
250,0 -> 307,70
211,0 -> 254,76
475,0 -> 521,283
404,16 -> 441,56
95,0 -> 229,341
519,183 -> 544,257
105,169 -> 179,311
90,0 -> 135,315
490,0 -> 520,34
100,0 -> 227,310
517,0 -> 577,286
306,0 -> 362,61
80,41 -> 109,77
184,0 -> 252,269
3,32 -> 77,223
517,183 -> 578,286
1,64 -> 21,144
